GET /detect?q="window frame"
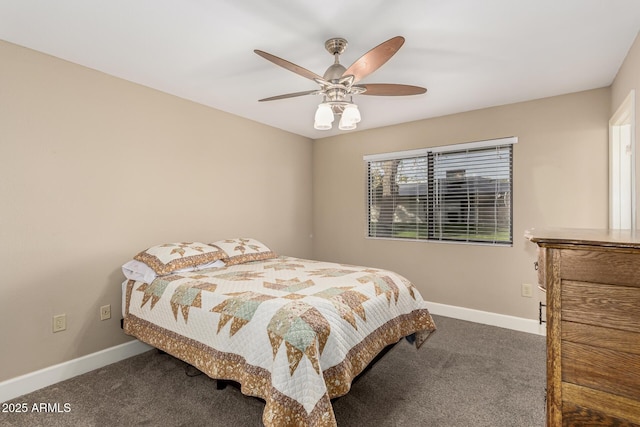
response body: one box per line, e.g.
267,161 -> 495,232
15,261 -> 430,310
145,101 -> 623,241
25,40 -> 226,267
364,137 -> 517,246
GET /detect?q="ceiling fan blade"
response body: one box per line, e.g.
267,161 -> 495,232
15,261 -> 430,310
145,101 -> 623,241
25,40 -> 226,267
343,36 -> 405,83
254,50 -> 323,81
258,90 -> 318,102
357,83 -> 427,96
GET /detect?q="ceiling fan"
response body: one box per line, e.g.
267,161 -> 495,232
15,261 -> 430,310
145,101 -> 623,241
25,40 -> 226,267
254,36 -> 427,130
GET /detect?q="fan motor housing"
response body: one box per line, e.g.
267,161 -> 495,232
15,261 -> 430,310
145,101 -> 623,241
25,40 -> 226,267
323,63 -> 347,81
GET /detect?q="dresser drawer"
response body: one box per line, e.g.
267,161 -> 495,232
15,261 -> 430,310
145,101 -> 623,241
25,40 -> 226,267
562,339 -> 640,402
560,248 -> 640,288
561,382 -> 640,425
561,280 -> 640,333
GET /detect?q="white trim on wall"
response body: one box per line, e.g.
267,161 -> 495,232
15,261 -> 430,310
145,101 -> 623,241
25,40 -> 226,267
0,304 -> 543,404
609,89 -> 637,229
425,301 -> 547,336
0,340 -> 152,403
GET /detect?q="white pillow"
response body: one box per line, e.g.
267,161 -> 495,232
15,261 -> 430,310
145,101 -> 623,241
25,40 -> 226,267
122,260 -> 157,283
122,259 -> 226,283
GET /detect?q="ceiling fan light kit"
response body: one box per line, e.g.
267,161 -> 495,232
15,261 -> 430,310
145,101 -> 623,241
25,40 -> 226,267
313,100 -> 362,130
255,36 -> 426,131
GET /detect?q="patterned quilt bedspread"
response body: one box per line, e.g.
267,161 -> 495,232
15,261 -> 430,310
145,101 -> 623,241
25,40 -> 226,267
123,255 -> 436,426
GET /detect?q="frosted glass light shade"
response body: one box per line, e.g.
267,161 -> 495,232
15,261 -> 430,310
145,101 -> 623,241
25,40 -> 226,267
341,104 -> 361,124
314,103 -> 334,130
338,116 -> 357,130
339,103 -> 360,130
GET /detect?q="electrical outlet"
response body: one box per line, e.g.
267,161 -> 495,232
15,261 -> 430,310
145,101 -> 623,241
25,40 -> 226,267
521,283 -> 533,298
53,314 -> 66,332
100,304 -> 111,321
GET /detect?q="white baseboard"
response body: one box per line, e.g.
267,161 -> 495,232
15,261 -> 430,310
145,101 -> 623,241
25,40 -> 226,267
425,301 -> 547,336
0,340 -> 152,403
1,304 -> 543,404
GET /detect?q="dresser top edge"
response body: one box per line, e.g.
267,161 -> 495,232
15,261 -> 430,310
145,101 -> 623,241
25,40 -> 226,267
525,227 -> 640,249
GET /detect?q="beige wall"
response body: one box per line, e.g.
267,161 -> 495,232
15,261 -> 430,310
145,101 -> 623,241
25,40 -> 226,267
312,88 -> 610,320
0,41 -> 313,382
611,32 -> 640,228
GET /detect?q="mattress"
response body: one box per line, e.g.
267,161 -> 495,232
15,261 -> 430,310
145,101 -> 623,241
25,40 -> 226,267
123,255 -> 435,426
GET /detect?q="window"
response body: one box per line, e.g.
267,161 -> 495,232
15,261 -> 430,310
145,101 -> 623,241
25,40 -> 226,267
365,137 -> 516,245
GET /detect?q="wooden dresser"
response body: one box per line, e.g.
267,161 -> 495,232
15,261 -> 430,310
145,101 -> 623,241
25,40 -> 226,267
526,228 -> 640,426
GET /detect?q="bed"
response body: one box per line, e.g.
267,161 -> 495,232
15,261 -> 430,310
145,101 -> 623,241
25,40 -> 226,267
122,238 -> 436,426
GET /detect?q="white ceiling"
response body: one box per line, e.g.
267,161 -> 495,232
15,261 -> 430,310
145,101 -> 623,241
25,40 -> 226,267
1,0 -> 640,139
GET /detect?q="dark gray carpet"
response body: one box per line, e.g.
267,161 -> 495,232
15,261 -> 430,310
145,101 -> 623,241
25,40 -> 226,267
0,316 -> 545,426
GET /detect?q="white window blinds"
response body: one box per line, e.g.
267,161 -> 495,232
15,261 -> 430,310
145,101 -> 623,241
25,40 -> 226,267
365,137 -> 516,245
